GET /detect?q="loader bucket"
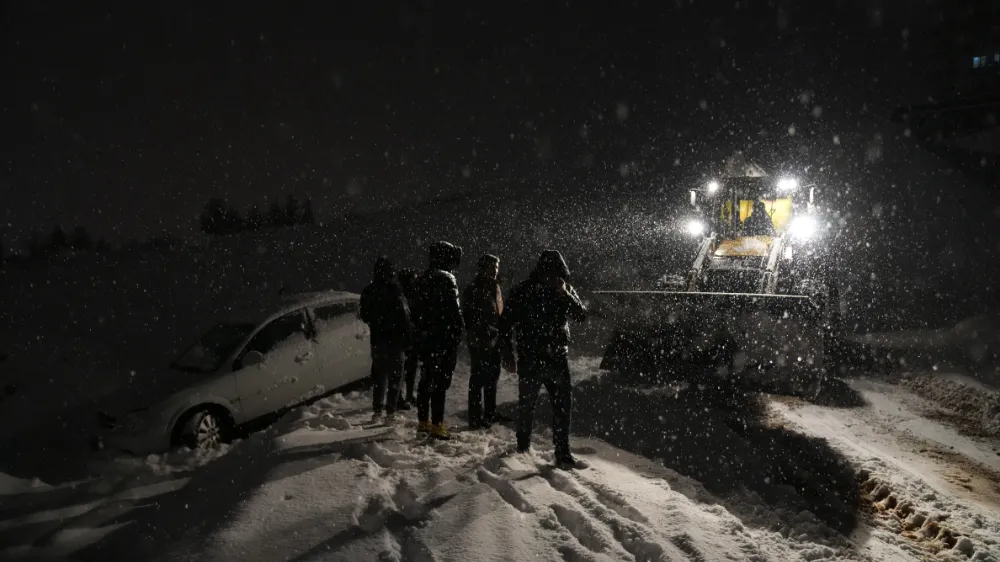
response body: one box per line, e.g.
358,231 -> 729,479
594,290 -> 827,396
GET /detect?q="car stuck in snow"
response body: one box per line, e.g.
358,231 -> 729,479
94,290 -> 372,455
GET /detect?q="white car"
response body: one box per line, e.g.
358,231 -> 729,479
96,291 -> 371,454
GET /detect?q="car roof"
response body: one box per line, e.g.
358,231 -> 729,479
221,290 -> 359,326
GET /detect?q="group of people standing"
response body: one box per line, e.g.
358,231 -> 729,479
359,241 -> 588,468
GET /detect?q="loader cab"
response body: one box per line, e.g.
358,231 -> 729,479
687,175 -> 820,294
693,177 -> 803,253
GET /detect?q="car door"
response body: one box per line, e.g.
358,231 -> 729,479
310,300 -> 371,391
233,308 -> 319,420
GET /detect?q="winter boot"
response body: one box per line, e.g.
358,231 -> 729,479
417,420 -> 432,434
397,397 -> 412,411
371,412 -> 384,425
555,453 -> 589,470
430,423 -> 451,441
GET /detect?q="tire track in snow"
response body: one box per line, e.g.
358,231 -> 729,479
398,528 -> 438,562
571,475 -> 651,525
669,533 -> 706,562
549,503 -> 613,553
482,457 -> 632,561
476,467 -> 536,513
537,467 -> 679,562
349,475 -> 448,562
556,543 -> 604,562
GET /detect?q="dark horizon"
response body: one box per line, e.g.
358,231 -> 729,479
0,0 -> 990,247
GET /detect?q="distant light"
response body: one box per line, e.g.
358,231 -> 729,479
777,177 -> 799,191
788,215 -> 818,240
685,219 -> 706,237
706,181 -> 720,194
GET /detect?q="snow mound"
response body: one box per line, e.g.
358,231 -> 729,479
852,316 -> 1000,372
902,373 -> 1000,437
0,472 -> 53,495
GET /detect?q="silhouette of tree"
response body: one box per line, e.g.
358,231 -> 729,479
222,206 -> 244,234
246,204 -> 264,231
70,226 -> 92,251
300,198 -> 315,225
267,201 -> 283,228
26,232 -> 45,259
200,198 -> 227,235
284,195 -> 300,227
48,226 -> 68,251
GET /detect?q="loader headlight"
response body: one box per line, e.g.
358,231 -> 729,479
788,215 -> 818,240
706,180 -> 720,194
685,219 -> 706,237
777,177 -> 799,192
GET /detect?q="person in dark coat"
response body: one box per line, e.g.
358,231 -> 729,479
741,200 -> 776,236
500,250 -> 587,468
359,256 -> 412,423
412,241 -> 464,440
396,267 -> 421,409
462,254 -> 512,429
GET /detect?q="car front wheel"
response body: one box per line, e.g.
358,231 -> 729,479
176,408 -> 232,450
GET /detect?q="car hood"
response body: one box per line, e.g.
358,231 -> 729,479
98,368 -> 212,419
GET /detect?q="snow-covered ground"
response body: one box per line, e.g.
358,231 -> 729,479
2,356 -> 999,561
773,377 -> 1000,561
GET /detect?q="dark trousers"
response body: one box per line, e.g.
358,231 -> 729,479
403,349 -> 419,400
417,347 -> 457,425
516,354 -> 572,457
371,345 -> 405,415
468,345 -> 501,425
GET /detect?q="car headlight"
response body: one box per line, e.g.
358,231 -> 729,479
685,219 -> 706,237
788,215 -> 818,240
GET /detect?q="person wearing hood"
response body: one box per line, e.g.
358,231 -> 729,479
462,254 -> 512,429
396,267 -> 421,409
412,241 -> 464,440
741,200 -> 776,237
359,256 -> 412,424
500,250 -> 588,469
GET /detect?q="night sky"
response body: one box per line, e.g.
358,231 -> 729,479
0,1 -> 979,247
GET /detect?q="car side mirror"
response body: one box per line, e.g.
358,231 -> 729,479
240,350 -> 265,369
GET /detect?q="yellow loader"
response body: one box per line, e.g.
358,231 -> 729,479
596,162 -> 841,397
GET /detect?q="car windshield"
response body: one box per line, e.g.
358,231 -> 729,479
171,323 -> 256,374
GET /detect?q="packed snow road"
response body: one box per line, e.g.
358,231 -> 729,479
1,359 -> 999,561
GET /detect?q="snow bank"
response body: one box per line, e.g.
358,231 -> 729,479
0,472 -> 53,495
901,373 -> 1000,437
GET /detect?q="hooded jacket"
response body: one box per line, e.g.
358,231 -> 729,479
397,268 -> 420,301
501,250 -> 587,360
412,241 -> 464,350
742,201 -> 776,236
462,264 -> 504,349
359,257 -> 412,349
